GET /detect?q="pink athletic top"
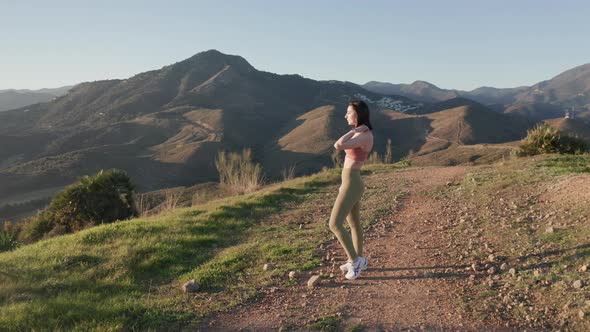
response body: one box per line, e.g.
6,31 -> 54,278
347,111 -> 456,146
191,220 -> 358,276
344,146 -> 370,161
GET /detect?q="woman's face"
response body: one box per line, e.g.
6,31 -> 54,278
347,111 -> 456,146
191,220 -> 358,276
345,105 -> 358,127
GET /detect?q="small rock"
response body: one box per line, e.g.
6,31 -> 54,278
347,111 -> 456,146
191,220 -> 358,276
579,309 -> 585,319
289,271 -> 298,279
533,269 -> 542,277
546,227 -> 555,234
472,262 -> 481,272
488,266 -> 497,275
181,279 -> 200,293
263,263 -> 274,271
573,280 -> 584,289
308,275 -> 321,288
488,254 -> 496,262
579,265 -> 588,272
509,268 -> 517,277
500,263 -> 509,271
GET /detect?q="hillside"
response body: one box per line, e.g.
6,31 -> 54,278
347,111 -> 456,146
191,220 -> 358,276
363,81 -> 460,103
0,86 -> 73,112
0,50 -> 419,217
545,117 -> 590,143
377,99 -> 533,163
1,154 -> 589,330
363,63 -> 590,121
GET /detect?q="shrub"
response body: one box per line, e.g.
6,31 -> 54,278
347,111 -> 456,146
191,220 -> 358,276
0,226 -> 19,252
20,169 -> 137,242
517,123 -> 589,156
20,211 -> 56,242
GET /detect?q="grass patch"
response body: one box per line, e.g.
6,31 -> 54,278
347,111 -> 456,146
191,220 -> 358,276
308,315 -> 341,331
0,168 -> 345,331
533,154 -> 590,175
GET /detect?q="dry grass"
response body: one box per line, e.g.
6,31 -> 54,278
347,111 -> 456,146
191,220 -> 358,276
215,148 -> 265,195
159,188 -> 185,213
366,151 -> 383,165
281,164 -> 297,181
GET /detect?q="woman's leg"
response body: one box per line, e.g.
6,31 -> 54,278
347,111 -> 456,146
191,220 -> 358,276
329,169 -> 363,262
346,200 -> 363,257
329,186 -> 358,261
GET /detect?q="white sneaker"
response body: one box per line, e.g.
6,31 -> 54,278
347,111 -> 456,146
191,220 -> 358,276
339,260 -> 352,273
345,256 -> 367,280
340,256 -> 368,273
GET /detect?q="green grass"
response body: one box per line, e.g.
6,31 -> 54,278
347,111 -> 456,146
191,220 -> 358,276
0,168 -> 346,331
0,163 -> 404,331
533,154 -> 590,174
308,315 -> 342,331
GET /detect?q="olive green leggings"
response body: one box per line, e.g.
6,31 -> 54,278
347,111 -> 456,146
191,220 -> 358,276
328,168 -> 364,261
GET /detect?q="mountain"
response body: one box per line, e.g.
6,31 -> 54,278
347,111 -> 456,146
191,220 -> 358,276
363,80 -> 527,106
363,63 -> 590,121
462,86 -> 529,105
0,85 -> 73,112
0,49 -> 421,216
509,63 -> 590,121
363,81 -> 460,103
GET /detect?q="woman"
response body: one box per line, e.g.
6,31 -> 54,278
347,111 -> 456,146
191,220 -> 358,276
330,100 -> 374,280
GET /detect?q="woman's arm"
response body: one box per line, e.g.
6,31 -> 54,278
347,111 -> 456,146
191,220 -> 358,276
333,129 -> 368,150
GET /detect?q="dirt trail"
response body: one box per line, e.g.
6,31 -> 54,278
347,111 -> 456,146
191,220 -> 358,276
196,166 -> 507,331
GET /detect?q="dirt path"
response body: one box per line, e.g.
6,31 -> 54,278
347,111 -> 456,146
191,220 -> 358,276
195,166 -> 507,331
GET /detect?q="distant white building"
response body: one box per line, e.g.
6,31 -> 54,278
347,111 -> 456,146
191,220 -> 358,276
565,108 -> 576,119
352,93 -> 422,113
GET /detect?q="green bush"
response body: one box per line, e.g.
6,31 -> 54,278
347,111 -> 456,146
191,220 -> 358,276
20,211 -> 56,242
20,169 -> 137,242
517,123 -> 589,156
0,228 -> 18,252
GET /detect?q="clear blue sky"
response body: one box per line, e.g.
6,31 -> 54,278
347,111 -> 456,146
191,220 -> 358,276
2,0 -> 589,90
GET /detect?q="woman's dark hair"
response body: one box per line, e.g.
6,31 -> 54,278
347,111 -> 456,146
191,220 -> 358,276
348,100 -> 373,130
